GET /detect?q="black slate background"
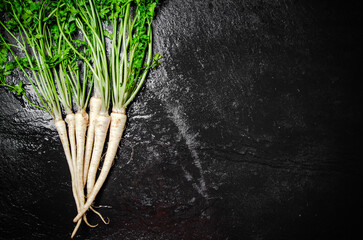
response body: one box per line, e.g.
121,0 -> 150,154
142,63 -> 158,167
0,0 -> 362,239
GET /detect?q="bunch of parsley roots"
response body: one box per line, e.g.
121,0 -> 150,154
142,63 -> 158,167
0,0 -> 161,237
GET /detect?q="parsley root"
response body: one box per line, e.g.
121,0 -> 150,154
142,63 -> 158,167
83,96 -> 102,186
74,110 -> 127,222
1,0 -> 162,237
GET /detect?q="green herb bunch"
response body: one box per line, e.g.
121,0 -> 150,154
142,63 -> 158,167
0,0 -> 162,237
0,0 -> 93,116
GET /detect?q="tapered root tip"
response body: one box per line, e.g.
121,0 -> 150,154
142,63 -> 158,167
71,219 -> 82,238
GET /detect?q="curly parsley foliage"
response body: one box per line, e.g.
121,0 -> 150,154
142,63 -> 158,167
127,0 -> 159,91
1,0 -> 161,112
0,34 -> 26,97
86,0 -> 162,109
121,0 -> 161,107
0,0 -> 91,115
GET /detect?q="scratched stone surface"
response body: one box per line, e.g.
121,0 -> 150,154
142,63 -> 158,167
0,0 -> 362,239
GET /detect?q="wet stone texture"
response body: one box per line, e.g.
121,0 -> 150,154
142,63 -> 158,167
0,0 -> 362,239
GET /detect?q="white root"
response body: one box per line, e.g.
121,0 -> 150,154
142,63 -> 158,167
68,112 -> 98,237
86,113 -> 110,196
54,119 -> 74,181
65,113 -> 76,171
55,120 -> 83,236
90,206 -> 110,224
71,219 -> 82,239
71,216 -> 97,239
83,97 -> 102,186
75,111 -> 89,207
55,119 -> 79,209
74,111 -> 127,222
65,114 -> 82,213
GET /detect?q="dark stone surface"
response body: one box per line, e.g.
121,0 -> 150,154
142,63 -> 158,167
1,0 -> 362,239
